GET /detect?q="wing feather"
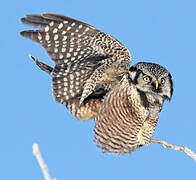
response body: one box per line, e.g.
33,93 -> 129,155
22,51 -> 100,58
20,13 -> 131,114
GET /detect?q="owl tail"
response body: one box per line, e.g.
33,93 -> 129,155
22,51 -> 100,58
29,55 -> 53,75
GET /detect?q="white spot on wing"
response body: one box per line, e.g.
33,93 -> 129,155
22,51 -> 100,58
45,33 -> 50,40
75,72 -> 80,77
67,26 -> 71,31
71,57 -> 75,61
49,21 -> 54,26
67,53 -> 71,58
58,90 -> 62,94
53,28 -> 58,34
70,37 -> 75,42
70,84 -> 74,89
54,34 -> 59,40
62,48 -> 66,52
58,23 -> 63,29
45,26 -> 49,32
65,95 -> 70,100
38,33 -> 42,40
78,24 -> 83,29
59,53 -> 64,59
72,66 -> 77,71
54,48 -> 58,53
75,81 -> 80,86
63,36 -> 67,41
71,93 -> 75,97
71,22 -> 76,26
75,89 -> 80,94
69,48 -> 74,52
81,70 -> 85,74
64,81 -> 68,86
70,74 -> 74,80
85,27 -> 90,31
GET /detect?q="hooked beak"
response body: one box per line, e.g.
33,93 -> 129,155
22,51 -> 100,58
155,80 -> 159,89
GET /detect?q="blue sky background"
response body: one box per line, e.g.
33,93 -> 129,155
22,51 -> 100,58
1,0 -> 196,179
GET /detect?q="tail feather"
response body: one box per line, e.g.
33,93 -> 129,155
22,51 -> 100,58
29,55 -> 53,75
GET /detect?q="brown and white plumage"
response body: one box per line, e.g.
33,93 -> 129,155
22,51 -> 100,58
20,13 -> 173,154
94,74 -> 164,154
20,13 -> 131,120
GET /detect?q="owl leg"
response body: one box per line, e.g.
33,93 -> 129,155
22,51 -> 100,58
137,122 -> 149,146
137,119 -> 158,147
29,55 -> 53,75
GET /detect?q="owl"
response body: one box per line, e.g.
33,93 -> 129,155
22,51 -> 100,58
20,13 -> 173,154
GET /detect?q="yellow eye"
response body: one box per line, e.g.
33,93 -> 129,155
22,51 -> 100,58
161,78 -> 165,84
143,76 -> 150,82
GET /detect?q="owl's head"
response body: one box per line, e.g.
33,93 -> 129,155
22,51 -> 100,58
129,62 -> 173,100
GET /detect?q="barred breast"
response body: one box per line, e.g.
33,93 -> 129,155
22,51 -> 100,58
94,76 -> 150,154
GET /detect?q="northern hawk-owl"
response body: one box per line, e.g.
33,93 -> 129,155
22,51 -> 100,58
20,13 -> 173,154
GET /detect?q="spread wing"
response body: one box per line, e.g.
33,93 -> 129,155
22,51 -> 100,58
20,13 -> 131,105
94,75 -> 149,154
